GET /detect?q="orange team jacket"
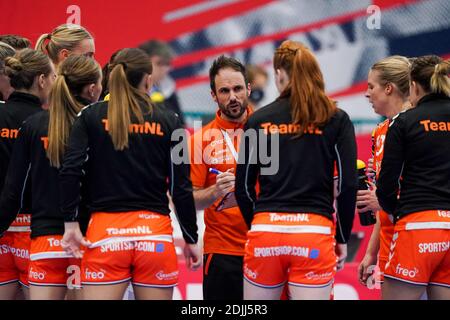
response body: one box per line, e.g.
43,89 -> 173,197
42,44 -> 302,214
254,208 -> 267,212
372,119 -> 394,264
189,108 -> 252,256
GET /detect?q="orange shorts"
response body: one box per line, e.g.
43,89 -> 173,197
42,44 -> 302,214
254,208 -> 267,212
378,209 -> 394,281
244,212 -> 336,288
28,235 -> 81,287
0,233 -> 17,285
8,214 -> 31,230
384,210 -> 450,287
82,211 -> 178,287
0,231 -> 30,287
6,214 -> 31,287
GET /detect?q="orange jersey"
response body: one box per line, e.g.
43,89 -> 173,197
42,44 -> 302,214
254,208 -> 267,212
189,109 -> 251,256
373,119 -> 389,180
372,120 -> 394,273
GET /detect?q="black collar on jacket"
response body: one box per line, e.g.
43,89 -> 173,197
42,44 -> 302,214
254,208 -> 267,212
8,91 -> 42,108
417,92 -> 450,105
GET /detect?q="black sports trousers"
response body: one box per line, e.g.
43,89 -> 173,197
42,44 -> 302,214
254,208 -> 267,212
203,253 -> 243,300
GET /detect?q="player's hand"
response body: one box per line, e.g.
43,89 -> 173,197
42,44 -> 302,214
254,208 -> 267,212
61,222 -> 91,259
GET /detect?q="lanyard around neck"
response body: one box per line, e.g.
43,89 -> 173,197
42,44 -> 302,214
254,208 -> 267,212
220,129 -> 238,162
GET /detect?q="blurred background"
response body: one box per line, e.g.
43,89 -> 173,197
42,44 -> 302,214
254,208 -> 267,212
2,0 -> 450,299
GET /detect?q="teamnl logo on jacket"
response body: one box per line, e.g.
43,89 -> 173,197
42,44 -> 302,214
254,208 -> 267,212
395,264 -> 419,279
106,226 -> 152,236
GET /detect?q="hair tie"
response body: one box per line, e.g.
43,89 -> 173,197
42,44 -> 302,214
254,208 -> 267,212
118,62 -> 127,71
41,34 -> 52,54
434,63 -> 448,75
275,47 -> 300,56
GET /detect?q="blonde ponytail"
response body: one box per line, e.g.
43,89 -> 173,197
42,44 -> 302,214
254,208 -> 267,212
410,55 -> 450,96
47,54 -> 101,167
35,33 -> 51,55
47,75 -> 81,167
35,24 -> 92,65
430,60 -> 450,96
107,48 -> 152,151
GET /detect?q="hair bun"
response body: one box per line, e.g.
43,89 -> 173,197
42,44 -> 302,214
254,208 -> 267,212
4,56 -> 23,71
4,56 -> 23,78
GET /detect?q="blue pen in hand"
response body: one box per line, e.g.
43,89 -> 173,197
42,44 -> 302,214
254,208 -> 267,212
209,168 -> 223,175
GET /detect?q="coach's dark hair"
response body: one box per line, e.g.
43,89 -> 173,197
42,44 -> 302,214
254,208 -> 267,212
209,55 -> 248,93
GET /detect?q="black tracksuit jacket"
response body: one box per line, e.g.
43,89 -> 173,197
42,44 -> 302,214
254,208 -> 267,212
377,93 -> 450,221
58,100 -> 198,244
235,97 -> 357,244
